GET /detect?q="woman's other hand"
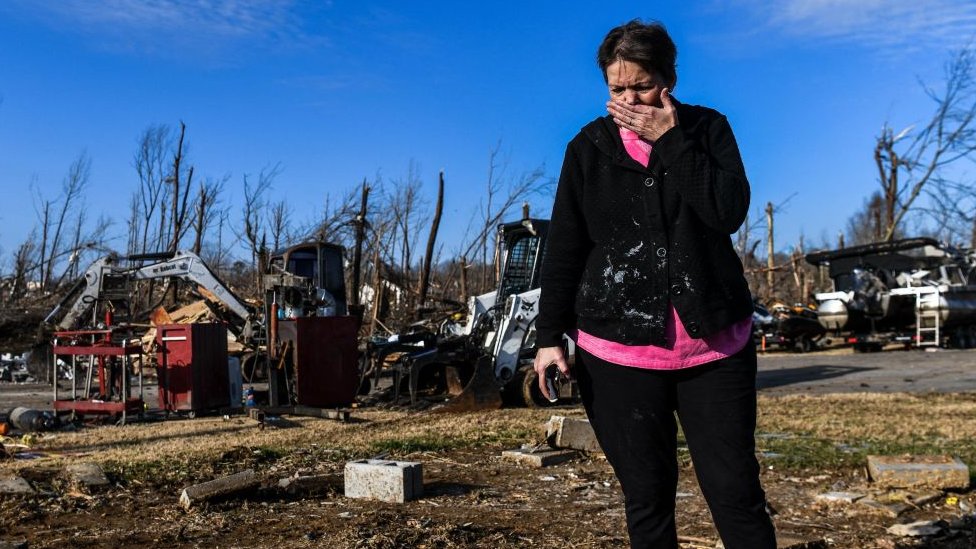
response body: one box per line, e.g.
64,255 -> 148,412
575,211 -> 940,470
607,87 -> 677,143
533,345 -> 571,401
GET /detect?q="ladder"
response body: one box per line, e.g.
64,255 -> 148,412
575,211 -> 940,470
914,287 -> 942,347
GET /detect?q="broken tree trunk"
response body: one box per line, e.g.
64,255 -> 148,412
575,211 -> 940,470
351,179 -> 369,308
417,170 -> 444,311
766,202 -> 774,300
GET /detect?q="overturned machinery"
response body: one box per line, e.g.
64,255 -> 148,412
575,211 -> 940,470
363,217 -> 577,410
806,237 -> 976,350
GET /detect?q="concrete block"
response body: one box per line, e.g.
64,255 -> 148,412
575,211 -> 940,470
546,416 -> 602,453
0,475 -> 34,495
344,459 -> 422,503
502,447 -> 578,468
867,455 -> 970,490
65,462 -> 110,490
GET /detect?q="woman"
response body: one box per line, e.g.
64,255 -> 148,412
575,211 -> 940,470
533,20 -> 776,549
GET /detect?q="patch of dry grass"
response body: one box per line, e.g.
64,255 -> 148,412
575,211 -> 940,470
757,392 -> 976,472
5,394 -> 975,482
0,407 -> 569,477
758,393 -> 976,441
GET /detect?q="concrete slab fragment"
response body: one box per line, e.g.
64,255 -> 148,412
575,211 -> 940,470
867,455 -> 969,490
887,520 -> 943,537
65,462 -> 110,490
502,448 -> 578,468
344,459 -> 422,503
0,475 -> 34,495
858,497 -> 912,517
814,491 -> 865,504
546,416 -> 602,453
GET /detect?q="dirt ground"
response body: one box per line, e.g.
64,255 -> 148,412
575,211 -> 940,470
2,347 -> 976,548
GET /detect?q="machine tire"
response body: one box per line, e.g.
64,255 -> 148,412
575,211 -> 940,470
502,365 -> 556,408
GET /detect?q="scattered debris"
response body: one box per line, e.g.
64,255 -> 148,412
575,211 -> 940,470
179,469 -> 259,511
867,454 -> 970,490
775,537 -> 829,549
886,519 -> 944,537
277,473 -> 337,497
8,407 -> 59,432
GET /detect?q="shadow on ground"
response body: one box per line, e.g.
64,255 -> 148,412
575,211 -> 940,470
757,364 -> 877,390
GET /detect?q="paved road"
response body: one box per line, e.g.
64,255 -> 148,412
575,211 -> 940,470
757,347 -> 976,395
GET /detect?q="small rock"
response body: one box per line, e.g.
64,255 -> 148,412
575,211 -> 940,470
886,520 -> 943,537
0,475 -> 34,495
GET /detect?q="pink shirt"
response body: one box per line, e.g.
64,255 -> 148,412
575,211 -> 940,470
573,127 -> 752,370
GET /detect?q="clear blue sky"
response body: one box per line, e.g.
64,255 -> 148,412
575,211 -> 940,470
1,0 -> 975,266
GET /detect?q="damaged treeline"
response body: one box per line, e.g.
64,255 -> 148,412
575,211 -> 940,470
0,126 -> 551,345
743,44 -> 976,307
5,45 -> 976,336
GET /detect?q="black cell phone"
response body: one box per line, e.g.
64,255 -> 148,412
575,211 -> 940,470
544,363 -> 561,403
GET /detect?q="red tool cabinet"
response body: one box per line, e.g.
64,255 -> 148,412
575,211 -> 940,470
156,323 -> 230,415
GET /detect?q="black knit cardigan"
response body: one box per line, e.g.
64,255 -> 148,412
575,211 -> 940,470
535,101 -> 754,348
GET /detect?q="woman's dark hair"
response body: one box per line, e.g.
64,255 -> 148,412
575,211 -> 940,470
597,20 -> 677,86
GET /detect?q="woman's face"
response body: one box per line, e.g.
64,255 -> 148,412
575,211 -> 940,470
606,59 -> 668,107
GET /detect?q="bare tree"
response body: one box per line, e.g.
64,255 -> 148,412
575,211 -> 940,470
389,161 -> 429,282
268,199 -> 293,252
845,192 -> 891,245
132,124 -> 172,254
34,153 -> 91,290
192,176 -> 227,255
875,45 -> 976,241
239,164 -> 280,269
6,232 -> 37,304
167,121 -> 195,252
459,142 -> 551,294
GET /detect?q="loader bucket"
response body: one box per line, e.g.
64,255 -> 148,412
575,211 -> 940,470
433,354 -> 502,412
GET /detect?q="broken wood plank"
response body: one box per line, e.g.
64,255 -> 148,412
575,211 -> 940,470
179,470 -> 258,511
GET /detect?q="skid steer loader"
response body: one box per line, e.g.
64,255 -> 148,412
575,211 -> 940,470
363,217 -> 577,411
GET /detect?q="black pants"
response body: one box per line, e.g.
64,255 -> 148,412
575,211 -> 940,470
575,343 -> 776,549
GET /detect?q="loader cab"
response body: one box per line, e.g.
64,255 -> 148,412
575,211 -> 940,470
496,218 -> 549,299
269,242 -> 348,315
